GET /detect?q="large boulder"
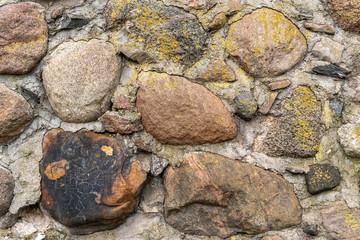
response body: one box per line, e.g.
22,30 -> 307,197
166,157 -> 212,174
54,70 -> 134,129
40,129 -> 147,234
164,152 -> 302,238
42,40 -> 121,123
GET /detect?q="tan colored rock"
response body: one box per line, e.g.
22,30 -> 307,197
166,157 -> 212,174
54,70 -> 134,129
259,92 -> 278,115
328,0 -> 360,34
197,60 -> 236,82
136,72 -> 237,145
304,22 -> 335,35
208,13 -> 227,31
268,79 -> 291,90
312,38 -> 344,64
338,123 -> 360,158
0,2 -> 48,74
164,152 -> 302,238
226,8 -> 307,77
0,84 -> 33,144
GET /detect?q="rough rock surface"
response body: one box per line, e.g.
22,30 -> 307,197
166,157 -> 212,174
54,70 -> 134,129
105,0 -> 207,67
40,129 -> 147,234
312,38 -> 344,64
254,86 -> 323,157
0,84 -> 33,144
338,123 -> 360,158
306,164 -> 341,195
225,8 -> 307,77
328,0 -> 360,34
235,91 -> 258,120
322,201 -> 360,239
0,2 -> 48,74
42,40 -> 121,123
164,152 -> 302,238
0,167 -> 14,217
268,79 -> 291,91
312,64 -> 350,79
136,72 -> 237,145
101,111 -> 140,134
139,177 -> 165,214
197,60 -> 236,82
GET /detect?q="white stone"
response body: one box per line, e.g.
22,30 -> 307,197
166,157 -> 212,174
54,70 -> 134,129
312,38 -> 344,64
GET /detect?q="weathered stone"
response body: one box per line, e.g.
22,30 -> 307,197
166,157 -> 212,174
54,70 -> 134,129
235,92 -> 257,120
208,13 -> 227,31
101,111 -> 140,134
51,7 -> 64,20
150,155 -> 168,177
328,0 -> 360,34
43,40 -> 121,123
306,164 -> 341,195
133,137 -> 152,153
338,123 -> 360,158
303,225 -> 318,236
136,71 -> 237,145
40,129 -> 147,234
60,15 -> 89,30
312,38 -> 344,64
304,22 -> 335,35
105,0 -> 207,67
197,60 -> 236,82
261,236 -> 283,240
259,92 -> 278,115
164,152 -> 302,238
113,95 -> 132,110
0,84 -> 33,144
322,201 -> 360,239
350,55 -> 360,90
254,87 -> 323,157
329,98 -> 344,117
119,46 -> 156,64
139,177 -> 165,214
0,167 -> 14,217
312,64 -> 350,79
226,8 -> 307,77
268,79 -> 291,91
0,2 -> 48,74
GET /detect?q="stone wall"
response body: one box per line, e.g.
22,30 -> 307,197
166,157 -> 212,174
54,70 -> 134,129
1,0 -> 360,239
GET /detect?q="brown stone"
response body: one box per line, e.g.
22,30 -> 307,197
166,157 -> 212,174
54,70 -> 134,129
259,92 -> 278,115
40,129 -> 147,234
101,111 -> 141,134
0,2 -> 48,74
164,152 -> 302,238
197,60 -> 236,82
133,137 -> 152,153
112,95 -> 132,110
268,80 -> 291,91
0,167 -> 14,217
136,71 -> 237,145
322,201 -> 360,240
304,22 -> 335,35
208,13 -> 227,31
225,8 -> 307,77
51,7 -> 64,20
328,0 -> 360,34
0,84 -> 33,144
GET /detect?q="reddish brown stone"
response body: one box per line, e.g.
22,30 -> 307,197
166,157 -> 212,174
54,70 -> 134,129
268,80 -> 291,91
113,95 -> 132,110
259,92 -> 278,115
197,60 -> 236,82
304,22 -> 335,35
101,111 -> 141,134
40,129 -> 147,234
136,71 -> 237,145
0,2 -> 48,74
164,152 -> 302,238
328,0 -> 360,34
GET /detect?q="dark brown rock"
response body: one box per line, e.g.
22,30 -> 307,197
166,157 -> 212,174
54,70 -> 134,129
304,22 -> 335,35
328,0 -> 360,34
0,167 -> 14,217
101,111 -> 141,134
40,129 -> 147,234
164,152 -> 302,238
0,2 -> 48,74
136,71 -> 237,145
0,84 -> 33,144
133,137 -> 152,153
197,60 -> 236,82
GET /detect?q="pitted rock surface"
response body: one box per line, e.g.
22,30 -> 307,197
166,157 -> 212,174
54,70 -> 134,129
136,71 -> 237,145
0,2 -> 48,74
254,86 -> 323,157
338,123 -> 360,158
164,152 -> 302,238
225,8 -> 307,77
328,0 -> 360,34
197,60 -> 236,82
105,0 -> 207,67
0,167 -> 14,217
0,84 -> 33,144
235,91 -> 258,120
42,40 -> 121,123
306,164 -> 341,195
40,129 -> 147,234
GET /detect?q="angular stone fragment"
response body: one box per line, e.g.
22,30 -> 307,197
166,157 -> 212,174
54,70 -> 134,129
101,111 -> 141,134
306,164 -> 341,195
197,60 -> 236,82
312,38 -> 344,64
226,8 -> 307,77
40,129 -> 147,234
268,79 -> 291,91
150,155 -> 168,177
350,55 -> 360,91
0,167 -> 14,217
139,177 -> 165,214
322,201 -> 360,240
164,152 -> 302,238
259,92 -> 278,115
304,22 -> 335,35
136,72 -> 237,145
0,2 -> 48,74
113,95 -> 132,110
0,84 -> 33,144
235,91 -> 257,120
312,64 -> 350,79
254,87 -> 323,157
43,40 -> 121,123
338,123 -> 360,158
329,98 -> 344,117
303,225 -> 318,236
328,0 -> 360,34
208,13 -> 227,31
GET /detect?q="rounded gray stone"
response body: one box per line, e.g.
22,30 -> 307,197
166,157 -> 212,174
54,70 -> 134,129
235,91 -> 257,120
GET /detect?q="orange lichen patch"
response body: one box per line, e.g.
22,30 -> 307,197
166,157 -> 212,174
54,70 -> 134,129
85,131 -> 113,141
44,159 -> 69,180
101,145 -> 114,156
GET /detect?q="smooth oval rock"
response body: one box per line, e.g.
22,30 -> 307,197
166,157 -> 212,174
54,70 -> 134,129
328,0 -> 360,34
0,2 -> 48,74
0,84 -> 33,144
338,123 -> 360,158
40,129 -> 147,234
225,8 -> 307,77
0,167 -> 14,217
136,72 -> 237,145
164,152 -> 302,238
43,40 -> 121,123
